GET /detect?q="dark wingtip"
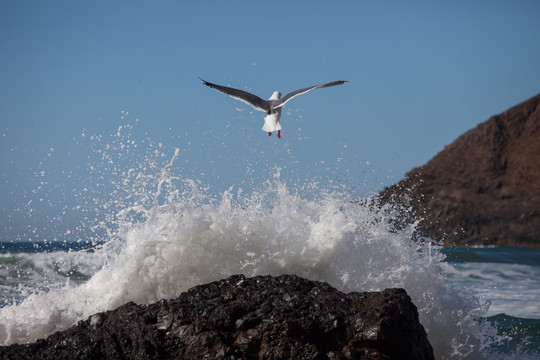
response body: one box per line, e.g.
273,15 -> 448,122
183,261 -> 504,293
323,80 -> 349,88
198,76 -> 209,85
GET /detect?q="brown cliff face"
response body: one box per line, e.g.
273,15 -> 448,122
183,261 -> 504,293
379,93 -> 540,247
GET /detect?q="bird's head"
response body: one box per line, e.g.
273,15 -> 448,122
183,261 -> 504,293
269,91 -> 282,100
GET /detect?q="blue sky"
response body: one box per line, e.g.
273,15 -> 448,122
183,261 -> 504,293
1,1 -> 540,242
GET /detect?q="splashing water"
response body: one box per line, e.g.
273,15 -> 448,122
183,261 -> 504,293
0,121 -> 517,359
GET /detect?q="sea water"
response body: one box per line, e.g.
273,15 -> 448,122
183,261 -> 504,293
1,124 -> 539,359
2,197 -> 539,359
442,247 -> 540,356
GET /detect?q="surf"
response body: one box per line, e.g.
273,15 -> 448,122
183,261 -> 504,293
0,121 -> 532,359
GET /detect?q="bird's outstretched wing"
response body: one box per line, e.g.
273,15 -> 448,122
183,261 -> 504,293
199,77 -> 269,113
275,80 -> 348,108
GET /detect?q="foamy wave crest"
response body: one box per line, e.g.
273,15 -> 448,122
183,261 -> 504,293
0,121 -> 494,359
0,175 -> 487,359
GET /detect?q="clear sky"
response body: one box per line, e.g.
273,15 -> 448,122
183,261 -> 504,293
1,1 -> 540,242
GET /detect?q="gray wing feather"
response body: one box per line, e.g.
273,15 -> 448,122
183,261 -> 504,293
199,77 -> 269,113
275,80 -> 348,108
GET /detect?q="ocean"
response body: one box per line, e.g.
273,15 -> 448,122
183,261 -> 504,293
1,126 -> 539,359
1,204 -> 539,359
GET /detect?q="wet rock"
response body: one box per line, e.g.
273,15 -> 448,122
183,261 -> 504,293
0,274 -> 434,360
379,93 -> 540,247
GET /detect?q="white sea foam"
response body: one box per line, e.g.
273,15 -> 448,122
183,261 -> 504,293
0,122 -> 502,359
0,174 -> 490,359
444,261 -> 540,319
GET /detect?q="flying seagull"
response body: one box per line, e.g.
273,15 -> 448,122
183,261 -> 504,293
200,77 -> 348,139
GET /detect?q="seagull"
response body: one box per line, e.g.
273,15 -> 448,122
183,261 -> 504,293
200,77 -> 348,139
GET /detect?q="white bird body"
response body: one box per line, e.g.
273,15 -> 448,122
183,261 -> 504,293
200,78 -> 347,139
262,91 -> 282,133
262,109 -> 282,133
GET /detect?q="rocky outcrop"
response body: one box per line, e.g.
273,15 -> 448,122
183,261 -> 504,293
379,93 -> 540,247
0,274 -> 434,360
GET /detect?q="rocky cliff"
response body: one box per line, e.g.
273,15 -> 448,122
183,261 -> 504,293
379,93 -> 540,247
0,274 -> 434,360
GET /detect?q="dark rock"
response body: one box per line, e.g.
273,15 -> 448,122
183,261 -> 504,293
0,274 -> 434,360
379,93 -> 540,247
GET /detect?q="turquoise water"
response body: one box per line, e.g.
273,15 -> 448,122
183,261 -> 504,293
442,247 -> 540,357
